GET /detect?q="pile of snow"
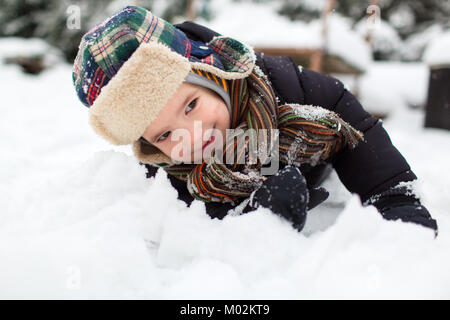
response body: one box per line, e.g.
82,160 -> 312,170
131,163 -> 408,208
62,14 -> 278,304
332,61 -> 429,116
423,29 -> 450,67
0,37 -> 64,68
0,38 -> 449,299
357,62 -> 429,115
401,24 -> 445,62
196,0 -> 372,72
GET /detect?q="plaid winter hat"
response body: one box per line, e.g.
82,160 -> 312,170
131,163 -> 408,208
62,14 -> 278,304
72,5 -> 255,165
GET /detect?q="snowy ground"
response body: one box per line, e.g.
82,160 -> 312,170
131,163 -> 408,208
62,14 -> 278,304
1,57 -> 449,299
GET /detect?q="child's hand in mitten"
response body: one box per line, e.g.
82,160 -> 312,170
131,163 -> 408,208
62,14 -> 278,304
366,186 -> 438,237
380,204 -> 438,236
247,165 -> 329,231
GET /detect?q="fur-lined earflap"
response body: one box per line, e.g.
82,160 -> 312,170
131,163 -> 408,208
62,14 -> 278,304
132,140 -> 174,166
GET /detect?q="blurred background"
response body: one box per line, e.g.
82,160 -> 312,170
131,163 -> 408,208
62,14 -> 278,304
1,0 -> 449,121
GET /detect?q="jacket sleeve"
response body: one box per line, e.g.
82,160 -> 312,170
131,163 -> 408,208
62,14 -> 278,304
257,53 -> 437,230
294,68 -> 425,206
298,69 -> 437,231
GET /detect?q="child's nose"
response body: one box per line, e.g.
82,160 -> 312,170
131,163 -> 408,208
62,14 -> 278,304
190,119 -> 206,149
175,118 -> 205,149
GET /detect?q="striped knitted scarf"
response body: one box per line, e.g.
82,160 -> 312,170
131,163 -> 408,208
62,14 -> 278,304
164,67 -> 364,204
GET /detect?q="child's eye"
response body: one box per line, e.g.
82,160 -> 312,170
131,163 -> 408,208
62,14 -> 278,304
157,131 -> 171,142
185,99 -> 197,114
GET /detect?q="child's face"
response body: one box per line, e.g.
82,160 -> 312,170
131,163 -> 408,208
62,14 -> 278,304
142,82 -> 231,163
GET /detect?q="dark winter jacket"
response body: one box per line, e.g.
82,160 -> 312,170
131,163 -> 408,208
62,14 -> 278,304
143,21 -> 437,232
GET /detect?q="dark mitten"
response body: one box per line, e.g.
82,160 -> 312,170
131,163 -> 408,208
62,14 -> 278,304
381,204 -> 438,235
248,165 -> 320,231
204,166 -> 329,230
308,187 -> 329,211
204,201 -> 238,220
366,185 -> 438,235
204,184 -> 329,224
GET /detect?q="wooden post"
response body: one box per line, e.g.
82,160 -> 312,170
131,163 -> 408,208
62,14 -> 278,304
186,0 -> 197,21
318,0 -> 337,72
309,50 -> 322,72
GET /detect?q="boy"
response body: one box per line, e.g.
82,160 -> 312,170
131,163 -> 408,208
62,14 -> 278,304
72,6 -> 437,233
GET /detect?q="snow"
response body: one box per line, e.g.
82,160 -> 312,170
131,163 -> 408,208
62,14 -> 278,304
196,0 -> 372,72
1,39 -> 450,299
423,29 -> 450,67
0,37 -> 64,67
401,24 -> 445,62
290,104 -> 337,121
333,61 -> 429,116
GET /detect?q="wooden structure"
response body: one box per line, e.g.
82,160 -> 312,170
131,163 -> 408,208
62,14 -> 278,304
252,47 -> 365,75
253,0 -> 365,99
